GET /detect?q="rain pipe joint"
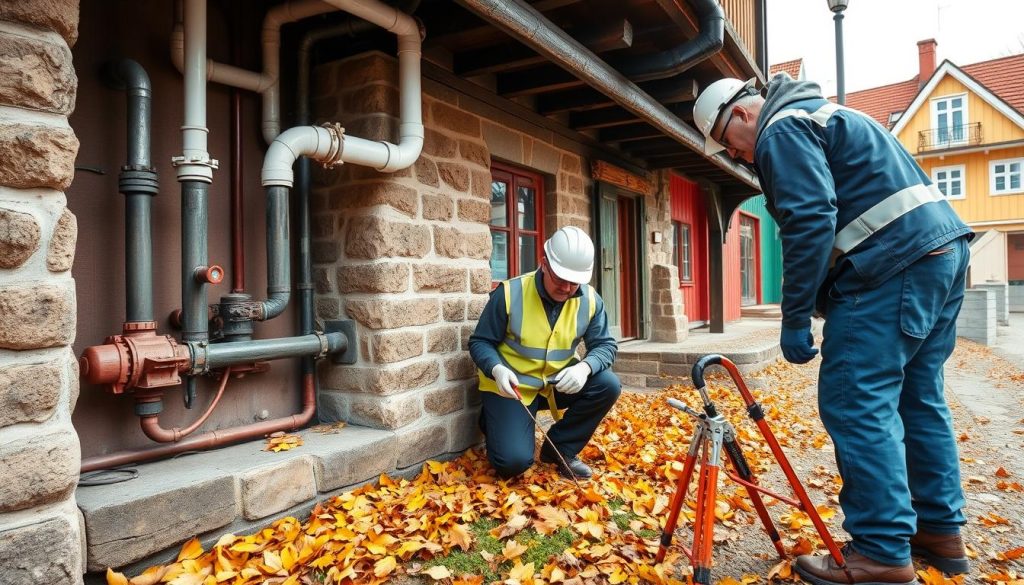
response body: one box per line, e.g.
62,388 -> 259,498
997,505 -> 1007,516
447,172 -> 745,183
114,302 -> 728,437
261,124 -> 345,187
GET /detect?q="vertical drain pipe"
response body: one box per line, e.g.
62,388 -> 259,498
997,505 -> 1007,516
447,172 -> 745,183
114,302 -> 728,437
173,0 -> 220,407
106,59 -> 159,326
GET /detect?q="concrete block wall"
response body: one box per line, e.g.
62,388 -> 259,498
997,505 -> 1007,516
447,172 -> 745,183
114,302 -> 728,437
957,288 -> 996,345
309,52 -> 589,445
0,1 -> 84,583
1009,283 -> 1024,313
973,282 -> 1009,325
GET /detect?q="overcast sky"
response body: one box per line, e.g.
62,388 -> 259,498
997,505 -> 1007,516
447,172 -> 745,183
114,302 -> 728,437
766,0 -> 1024,97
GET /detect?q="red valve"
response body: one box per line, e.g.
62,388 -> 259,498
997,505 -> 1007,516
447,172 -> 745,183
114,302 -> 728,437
195,265 -> 225,284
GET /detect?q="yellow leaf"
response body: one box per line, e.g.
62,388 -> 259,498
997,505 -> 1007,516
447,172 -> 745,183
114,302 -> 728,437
508,561 -> 536,582
106,568 -> 129,585
373,556 -> 397,578
129,565 -> 168,585
491,514 -> 530,539
280,544 -> 298,571
176,537 -> 204,562
501,539 -> 529,560
449,522 -> 474,551
424,565 -> 453,580
213,570 -> 236,582
997,546 -> 1024,560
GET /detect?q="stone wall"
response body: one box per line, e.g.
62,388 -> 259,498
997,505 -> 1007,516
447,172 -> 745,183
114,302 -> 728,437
646,171 -> 687,341
0,1 -> 84,583
957,288 -> 996,346
309,52 -> 589,449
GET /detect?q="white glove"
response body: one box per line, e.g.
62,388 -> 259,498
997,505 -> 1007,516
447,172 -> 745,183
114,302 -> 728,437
491,364 -> 521,399
553,362 -> 591,394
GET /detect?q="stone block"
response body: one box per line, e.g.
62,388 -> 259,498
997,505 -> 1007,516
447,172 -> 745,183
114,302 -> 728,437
342,84 -> 400,115
414,264 -> 466,292
0,23 -> 76,114
414,156 -> 439,188
444,353 -> 476,381
345,298 -> 440,329
349,393 -> 422,430
467,295 -> 488,319
613,360 -> 660,375
312,240 -> 339,263
616,373 -> 647,388
0,356 -> 62,428
422,192 -> 453,221
321,360 -> 440,395
448,409 -> 483,453
332,52 -> 397,90
0,429 -> 77,512
469,267 -> 493,293
0,281 -> 75,349
423,127 -> 457,158
46,207 -> 75,272
437,161 -> 470,192
426,326 -> 458,353
345,214 -> 430,259
310,426 -> 396,491
423,383 -> 467,416
0,0 -> 79,45
394,422 -> 449,468
330,182 -> 418,217
312,214 -> 335,238
659,363 -> 694,377
433,228 -> 490,260
458,139 -> 489,169
458,198 -> 490,224
432,102 -> 481,138
78,474 -> 235,570
343,115 -> 402,149
560,173 -> 585,197
371,330 -> 424,363
337,262 -> 409,293
461,325 -> 474,351
560,153 -> 582,175
313,266 -> 333,293
443,298 -> 466,321
0,122 -> 78,190
0,207 -> 40,268
316,296 -> 340,319
240,457 -> 317,520
470,168 -> 492,199
481,121 -> 522,163
529,141 -> 561,174
0,515 -> 81,585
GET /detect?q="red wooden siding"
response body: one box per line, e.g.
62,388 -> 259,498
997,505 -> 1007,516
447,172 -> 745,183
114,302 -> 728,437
722,211 -> 742,321
669,174 -> 709,323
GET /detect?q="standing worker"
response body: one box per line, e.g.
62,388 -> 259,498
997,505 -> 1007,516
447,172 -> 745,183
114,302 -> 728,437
469,226 -> 620,481
692,73 -> 973,585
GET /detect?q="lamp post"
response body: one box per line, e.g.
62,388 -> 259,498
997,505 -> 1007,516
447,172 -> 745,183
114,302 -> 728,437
828,0 -> 849,105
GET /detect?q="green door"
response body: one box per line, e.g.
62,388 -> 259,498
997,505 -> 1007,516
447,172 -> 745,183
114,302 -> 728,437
599,192 -> 621,338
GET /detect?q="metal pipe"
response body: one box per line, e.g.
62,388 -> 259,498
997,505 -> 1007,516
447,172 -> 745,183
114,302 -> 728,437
189,331 -> 345,373
609,0 -> 724,82
105,59 -> 158,324
455,0 -> 759,189
181,181 -> 210,342
139,367 -> 232,442
834,11 -> 846,105
230,11 -> 245,293
262,185 -> 290,320
81,373 -> 317,472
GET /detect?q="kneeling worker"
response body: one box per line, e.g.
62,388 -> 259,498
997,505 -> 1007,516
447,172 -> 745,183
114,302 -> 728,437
469,226 -> 620,480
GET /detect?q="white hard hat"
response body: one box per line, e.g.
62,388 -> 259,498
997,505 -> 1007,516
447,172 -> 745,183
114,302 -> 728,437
693,77 -> 757,155
543,226 -> 594,284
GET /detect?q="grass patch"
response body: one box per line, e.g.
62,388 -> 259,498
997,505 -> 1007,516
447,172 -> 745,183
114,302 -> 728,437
607,497 -> 657,538
424,518 -> 575,579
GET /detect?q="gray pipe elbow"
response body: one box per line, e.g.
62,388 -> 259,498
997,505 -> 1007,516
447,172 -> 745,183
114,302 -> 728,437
261,292 -> 290,321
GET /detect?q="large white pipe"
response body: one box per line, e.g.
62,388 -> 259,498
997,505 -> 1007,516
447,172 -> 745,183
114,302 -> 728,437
262,126 -> 344,187
173,0 -> 216,182
170,0 -> 335,143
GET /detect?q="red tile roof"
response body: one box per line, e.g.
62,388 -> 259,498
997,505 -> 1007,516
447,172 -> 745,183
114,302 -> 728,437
839,52 -> 1024,128
770,59 -> 802,79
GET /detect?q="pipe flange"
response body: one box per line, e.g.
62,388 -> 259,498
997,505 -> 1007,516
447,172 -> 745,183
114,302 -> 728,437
119,168 -> 159,195
319,122 -> 345,169
134,399 -> 163,416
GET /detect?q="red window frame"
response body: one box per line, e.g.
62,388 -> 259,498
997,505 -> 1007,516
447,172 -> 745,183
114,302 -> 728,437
672,220 -> 693,283
489,161 -> 545,286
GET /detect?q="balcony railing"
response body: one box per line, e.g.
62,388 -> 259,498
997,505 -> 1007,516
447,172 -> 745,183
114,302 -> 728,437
918,123 -> 982,152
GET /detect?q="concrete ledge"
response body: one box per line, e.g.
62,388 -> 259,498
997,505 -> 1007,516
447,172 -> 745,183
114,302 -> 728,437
77,412 -> 482,578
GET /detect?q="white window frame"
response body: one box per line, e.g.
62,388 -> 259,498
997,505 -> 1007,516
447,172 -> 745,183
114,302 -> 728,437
990,157 -> 1024,196
930,93 -> 969,146
932,164 -> 966,200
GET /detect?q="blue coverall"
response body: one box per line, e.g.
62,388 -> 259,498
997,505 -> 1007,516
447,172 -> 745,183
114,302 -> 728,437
468,269 -> 620,478
755,74 -> 973,565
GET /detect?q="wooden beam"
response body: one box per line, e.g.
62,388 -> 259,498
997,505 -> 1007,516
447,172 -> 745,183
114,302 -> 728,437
428,0 -> 584,49
591,160 -> 655,196
599,123 -> 663,143
497,65 -> 584,98
540,76 -> 697,115
569,107 -> 641,130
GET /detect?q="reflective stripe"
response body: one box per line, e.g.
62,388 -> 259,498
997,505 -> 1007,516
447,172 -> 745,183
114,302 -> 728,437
763,102 -> 851,131
503,337 -> 575,362
833,183 -> 946,253
496,354 -> 545,389
576,284 -> 591,338
508,277 -> 524,341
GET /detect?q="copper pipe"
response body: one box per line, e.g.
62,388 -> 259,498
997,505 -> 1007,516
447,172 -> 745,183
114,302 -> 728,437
139,367 -> 232,442
81,373 -> 316,472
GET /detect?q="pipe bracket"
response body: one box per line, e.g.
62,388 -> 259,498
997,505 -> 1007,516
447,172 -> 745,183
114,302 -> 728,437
319,122 -> 346,169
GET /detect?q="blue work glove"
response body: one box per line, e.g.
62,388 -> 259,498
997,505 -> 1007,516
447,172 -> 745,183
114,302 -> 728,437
780,325 -> 818,364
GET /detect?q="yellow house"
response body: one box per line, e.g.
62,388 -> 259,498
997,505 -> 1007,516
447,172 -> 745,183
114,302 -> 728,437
845,40 -> 1024,285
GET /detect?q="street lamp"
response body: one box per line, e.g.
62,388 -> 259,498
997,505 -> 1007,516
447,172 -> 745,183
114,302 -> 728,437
828,0 -> 849,105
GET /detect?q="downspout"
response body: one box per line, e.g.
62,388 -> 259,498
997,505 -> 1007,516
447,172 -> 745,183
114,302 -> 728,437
455,0 -> 758,188
609,0 -> 725,82
103,59 -> 158,328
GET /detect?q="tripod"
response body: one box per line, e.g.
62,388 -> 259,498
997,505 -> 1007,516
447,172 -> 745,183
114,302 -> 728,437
655,355 -> 850,585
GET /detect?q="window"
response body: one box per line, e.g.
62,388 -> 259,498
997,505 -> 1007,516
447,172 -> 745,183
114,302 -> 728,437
489,163 -> 544,282
671,220 -> 692,282
932,164 -> 966,200
991,158 -> 1024,195
930,94 -> 968,146
888,111 -> 903,126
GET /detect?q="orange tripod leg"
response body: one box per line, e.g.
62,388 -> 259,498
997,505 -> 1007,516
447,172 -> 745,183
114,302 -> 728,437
722,438 -> 787,558
655,448 -> 700,563
691,444 -> 719,585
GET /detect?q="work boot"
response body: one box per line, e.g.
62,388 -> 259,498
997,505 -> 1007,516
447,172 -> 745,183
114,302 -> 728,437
794,547 -> 915,585
910,531 -> 970,575
540,445 -> 592,479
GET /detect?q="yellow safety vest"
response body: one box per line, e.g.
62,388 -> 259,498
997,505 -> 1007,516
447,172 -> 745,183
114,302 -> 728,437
477,271 -> 597,410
